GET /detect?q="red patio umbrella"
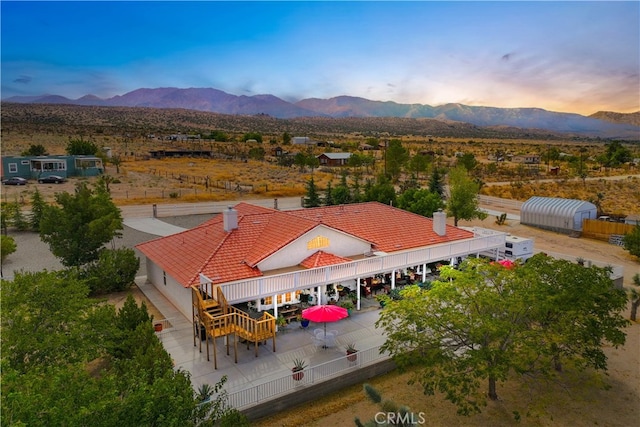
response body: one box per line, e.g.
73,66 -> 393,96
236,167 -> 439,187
301,304 -> 348,337
498,259 -> 516,269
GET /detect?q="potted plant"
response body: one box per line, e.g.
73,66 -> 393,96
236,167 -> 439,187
297,314 -> 310,329
276,316 -> 287,329
196,383 -> 214,403
376,294 -> 388,308
338,299 -> 355,315
346,343 -> 358,361
292,358 -> 307,381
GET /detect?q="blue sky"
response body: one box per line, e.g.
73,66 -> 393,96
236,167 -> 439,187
2,1 -> 639,115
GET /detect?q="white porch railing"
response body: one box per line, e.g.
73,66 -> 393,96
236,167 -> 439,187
209,232 -> 506,304
227,344 -> 390,410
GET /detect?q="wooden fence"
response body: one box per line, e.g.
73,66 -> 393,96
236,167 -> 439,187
582,219 -> 635,242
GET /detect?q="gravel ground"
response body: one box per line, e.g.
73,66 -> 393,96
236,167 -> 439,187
1,214 -> 216,281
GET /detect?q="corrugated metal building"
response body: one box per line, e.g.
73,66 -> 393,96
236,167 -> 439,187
521,196 -> 597,233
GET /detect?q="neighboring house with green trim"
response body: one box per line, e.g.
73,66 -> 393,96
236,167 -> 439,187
1,155 -> 104,180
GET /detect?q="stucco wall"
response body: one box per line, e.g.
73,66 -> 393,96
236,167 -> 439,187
146,258 -> 193,320
258,225 -> 370,271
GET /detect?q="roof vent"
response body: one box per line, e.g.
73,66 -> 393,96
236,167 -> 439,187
433,210 -> 446,236
223,207 -> 238,232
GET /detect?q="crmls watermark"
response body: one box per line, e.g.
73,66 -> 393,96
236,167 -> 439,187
374,412 -> 427,425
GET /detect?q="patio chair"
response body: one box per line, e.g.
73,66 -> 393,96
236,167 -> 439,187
324,333 -> 336,348
329,329 -> 339,337
311,336 -> 324,349
314,328 -> 324,337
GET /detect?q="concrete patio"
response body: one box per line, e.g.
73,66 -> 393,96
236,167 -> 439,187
136,277 -> 388,396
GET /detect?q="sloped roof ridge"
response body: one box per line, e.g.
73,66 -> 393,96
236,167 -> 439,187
184,203 -> 275,286
244,209 -> 321,267
185,223 -> 236,286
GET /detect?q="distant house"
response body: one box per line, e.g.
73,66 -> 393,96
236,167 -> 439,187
292,136 -> 312,145
1,155 -> 104,180
317,152 -> 352,166
512,154 -> 541,164
148,150 -> 213,159
624,214 -> 640,225
271,146 -> 284,157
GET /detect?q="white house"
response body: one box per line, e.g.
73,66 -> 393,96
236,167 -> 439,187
136,202 -> 506,320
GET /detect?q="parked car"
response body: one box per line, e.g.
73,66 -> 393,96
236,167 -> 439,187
2,177 -> 28,185
38,175 -> 67,184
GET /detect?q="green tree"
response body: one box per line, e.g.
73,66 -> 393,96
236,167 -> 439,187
377,256 -> 629,416
81,248 -> 140,295
446,166 -> 487,226
363,174 -> 396,206
351,173 -> 362,203
324,181 -> 335,206
30,187 -> 47,231
623,223 -> 640,258
282,132 -> 292,145
39,182 -> 123,267
396,188 -> 444,218
407,153 -> 430,180
209,130 -> 229,142
378,260 -> 534,414
523,255 -> 628,373
66,137 -> 99,155
602,141 -> 632,168
303,177 -> 321,208
21,144 -> 48,156
242,132 -> 263,143
11,200 -> 29,231
331,172 -> 352,205
0,235 -> 17,277
0,202 -> 17,235
348,152 -> 365,172
294,152 -> 308,172
1,271 -> 211,426
427,167 -> 445,197
385,139 -> 409,182
1,271 -> 107,372
248,146 -> 266,160
110,154 -> 122,174
457,153 -> 478,171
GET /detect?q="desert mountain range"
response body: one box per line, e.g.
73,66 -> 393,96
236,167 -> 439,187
5,87 -> 639,139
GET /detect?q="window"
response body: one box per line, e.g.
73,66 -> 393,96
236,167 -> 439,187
8,163 -> 17,173
505,250 -> 513,256
21,160 -> 30,165
163,271 -> 167,286
506,242 -> 513,248
307,235 -> 329,250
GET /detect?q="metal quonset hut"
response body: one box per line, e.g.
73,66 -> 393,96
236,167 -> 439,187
520,196 -> 597,234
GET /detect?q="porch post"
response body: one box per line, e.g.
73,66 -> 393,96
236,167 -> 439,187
422,263 -> 427,282
356,277 -> 361,311
273,296 -> 279,331
391,269 -> 396,290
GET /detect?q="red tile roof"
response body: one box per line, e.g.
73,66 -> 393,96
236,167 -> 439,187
300,250 -> 352,269
288,203 -> 472,253
136,202 -> 473,288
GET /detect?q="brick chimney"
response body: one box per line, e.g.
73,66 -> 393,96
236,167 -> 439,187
433,210 -> 446,236
223,207 -> 238,232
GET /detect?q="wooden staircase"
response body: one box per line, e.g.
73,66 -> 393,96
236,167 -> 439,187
192,284 -> 276,369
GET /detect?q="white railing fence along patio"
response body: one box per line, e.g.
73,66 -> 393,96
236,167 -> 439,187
226,344 -> 390,410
